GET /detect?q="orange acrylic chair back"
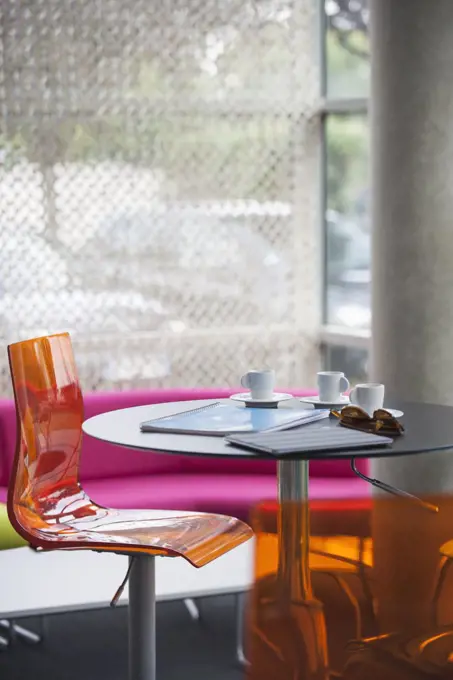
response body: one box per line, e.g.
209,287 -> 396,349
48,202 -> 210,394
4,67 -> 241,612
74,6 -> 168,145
7,332 -> 252,565
8,333 -> 87,543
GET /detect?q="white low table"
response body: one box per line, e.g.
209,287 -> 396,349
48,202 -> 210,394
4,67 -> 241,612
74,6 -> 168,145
0,540 -> 253,620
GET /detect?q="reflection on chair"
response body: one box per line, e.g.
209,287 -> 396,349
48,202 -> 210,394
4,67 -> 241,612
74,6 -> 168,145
246,494 -> 453,680
7,332 -> 252,564
246,498 -> 374,679
259,497 -> 375,640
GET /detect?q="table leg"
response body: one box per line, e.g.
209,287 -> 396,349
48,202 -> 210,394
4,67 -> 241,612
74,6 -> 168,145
277,459 -> 329,679
277,459 -> 311,599
129,555 -> 156,680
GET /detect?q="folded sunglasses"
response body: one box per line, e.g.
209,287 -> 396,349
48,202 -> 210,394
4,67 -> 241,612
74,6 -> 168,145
331,405 -> 405,436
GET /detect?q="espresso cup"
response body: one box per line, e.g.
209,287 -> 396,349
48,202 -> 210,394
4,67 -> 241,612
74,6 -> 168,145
240,369 -> 275,400
349,383 -> 385,415
317,371 -> 350,403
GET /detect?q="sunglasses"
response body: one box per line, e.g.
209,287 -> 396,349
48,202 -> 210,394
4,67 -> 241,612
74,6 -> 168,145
331,405 -> 405,436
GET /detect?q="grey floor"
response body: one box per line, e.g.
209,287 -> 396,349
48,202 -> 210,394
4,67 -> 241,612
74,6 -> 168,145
0,595 -> 244,680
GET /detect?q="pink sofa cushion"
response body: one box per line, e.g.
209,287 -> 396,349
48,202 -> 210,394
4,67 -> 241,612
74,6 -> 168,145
184,456 -> 364,478
82,473 -> 370,522
0,399 -> 17,487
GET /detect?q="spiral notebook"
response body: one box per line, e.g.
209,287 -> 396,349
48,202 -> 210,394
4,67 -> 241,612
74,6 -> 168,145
225,425 -> 393,457
140,402 -> 330,436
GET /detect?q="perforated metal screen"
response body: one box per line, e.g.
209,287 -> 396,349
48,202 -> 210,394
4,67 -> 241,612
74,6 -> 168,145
0,0 -> 320,393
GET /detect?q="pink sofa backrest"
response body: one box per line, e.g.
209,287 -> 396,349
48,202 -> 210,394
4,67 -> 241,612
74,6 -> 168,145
80,389 -> 234,480
0,399 -> 17,486
0,388 -> 367,484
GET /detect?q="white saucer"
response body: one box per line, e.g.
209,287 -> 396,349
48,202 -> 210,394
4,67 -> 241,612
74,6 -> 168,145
230,392 -> 294,407
299,395 -> 350,409
384,408 -> 404,418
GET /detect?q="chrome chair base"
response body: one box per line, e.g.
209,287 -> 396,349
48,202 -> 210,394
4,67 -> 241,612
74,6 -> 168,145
235,592 -> 250,667
0,619 -> 42,649
183,598 -> 201,621
181,591 -> 249,666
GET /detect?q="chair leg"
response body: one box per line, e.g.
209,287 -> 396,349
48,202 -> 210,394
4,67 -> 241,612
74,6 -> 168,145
432,556 -> 452,626
357,539 -> 377,633
318,572 -> 362,640
11,621 -> 41,644
0,619 -> 41,645
0,635 -> 8,650
183,598 -> 201,622
128,555 -> 156,680
235,591 -> 250,667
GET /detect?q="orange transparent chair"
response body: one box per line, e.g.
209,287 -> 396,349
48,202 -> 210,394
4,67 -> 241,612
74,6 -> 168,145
7,332 -> 253,680
244,499 -> 375,679
246,493 -> 453,680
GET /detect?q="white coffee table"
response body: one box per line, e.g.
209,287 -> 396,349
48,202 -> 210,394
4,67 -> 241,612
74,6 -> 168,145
0,540 -> 253,620
83,397 -> 427,680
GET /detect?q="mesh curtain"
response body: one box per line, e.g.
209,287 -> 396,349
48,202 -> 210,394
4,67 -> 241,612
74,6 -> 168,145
0,0 -> 320,392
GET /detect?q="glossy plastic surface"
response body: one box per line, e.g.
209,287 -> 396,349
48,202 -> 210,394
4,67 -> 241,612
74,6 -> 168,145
246,495 -> 453,680
7,332 -> 252,567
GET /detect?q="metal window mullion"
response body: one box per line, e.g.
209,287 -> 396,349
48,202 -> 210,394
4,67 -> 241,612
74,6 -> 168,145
291,0 -> 323,384
320,97 -> 369,115
319,325 -> 371,350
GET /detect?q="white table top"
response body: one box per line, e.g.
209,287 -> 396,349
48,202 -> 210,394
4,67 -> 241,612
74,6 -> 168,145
0,540 -> 253,619
82,397 -> 305,459
83,397 -> 439,461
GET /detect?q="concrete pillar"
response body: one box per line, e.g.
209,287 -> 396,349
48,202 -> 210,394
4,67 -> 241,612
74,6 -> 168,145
371,0 -> 453,494
370,0 -> 453,632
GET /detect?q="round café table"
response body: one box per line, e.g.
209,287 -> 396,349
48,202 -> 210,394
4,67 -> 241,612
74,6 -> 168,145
82,398 -> 453,680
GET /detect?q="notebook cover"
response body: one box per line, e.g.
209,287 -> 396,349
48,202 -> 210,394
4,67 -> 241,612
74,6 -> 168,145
225,423 -> 393,456
140,402 -> 330,436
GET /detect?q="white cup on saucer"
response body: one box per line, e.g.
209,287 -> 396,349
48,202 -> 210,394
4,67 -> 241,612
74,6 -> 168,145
317,371 -> 350,403
349,383 -> 385,415
240,369 -> 275,400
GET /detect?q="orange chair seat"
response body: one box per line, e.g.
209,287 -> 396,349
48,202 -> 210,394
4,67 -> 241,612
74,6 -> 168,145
14,500 -> 250,567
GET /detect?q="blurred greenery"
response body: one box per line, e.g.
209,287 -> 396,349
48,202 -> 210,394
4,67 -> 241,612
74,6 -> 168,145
326,28 -> 369,98
326,115 -> 368,218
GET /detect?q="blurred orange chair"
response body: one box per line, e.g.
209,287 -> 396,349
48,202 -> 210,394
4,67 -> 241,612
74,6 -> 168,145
247,494 -> 453,680
243,498 -> 375,679
7,332 -> 252,680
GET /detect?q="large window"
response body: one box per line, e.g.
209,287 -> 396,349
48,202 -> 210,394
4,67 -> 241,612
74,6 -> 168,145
322,0 -> 370,380
0,0 -> 370,393
0,0 -> 320,393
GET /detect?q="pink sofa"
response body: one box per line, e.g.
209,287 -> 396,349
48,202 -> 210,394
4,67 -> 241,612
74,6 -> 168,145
0,388 -> 369,520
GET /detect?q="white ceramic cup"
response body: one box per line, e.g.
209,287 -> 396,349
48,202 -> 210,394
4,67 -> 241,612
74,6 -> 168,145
317,371 -> 350,403
349,383 -> 385,415
240,369 -> 275,400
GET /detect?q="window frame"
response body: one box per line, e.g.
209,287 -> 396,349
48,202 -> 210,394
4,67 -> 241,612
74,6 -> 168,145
318,0 -> 370,354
